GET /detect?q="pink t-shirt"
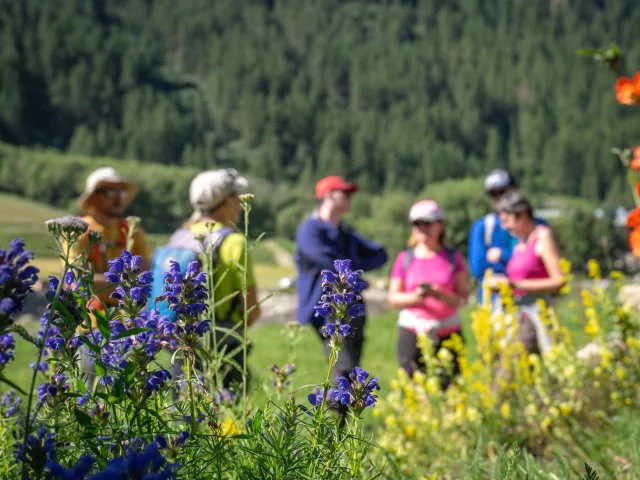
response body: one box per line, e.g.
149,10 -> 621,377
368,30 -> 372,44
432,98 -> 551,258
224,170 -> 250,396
391,249 -> 465,330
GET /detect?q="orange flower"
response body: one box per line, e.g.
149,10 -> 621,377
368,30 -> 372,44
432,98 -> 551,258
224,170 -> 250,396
632,147 -> 640,171
627,206 -> 640,229
630,227 -> 640,256
616,73 -> 640,105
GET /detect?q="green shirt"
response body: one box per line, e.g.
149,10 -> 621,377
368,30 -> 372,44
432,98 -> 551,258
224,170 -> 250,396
190,221 -> 256,324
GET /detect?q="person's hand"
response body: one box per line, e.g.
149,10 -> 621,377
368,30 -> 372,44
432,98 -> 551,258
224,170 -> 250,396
411,285 -> 430,304
486,247 -> 502,263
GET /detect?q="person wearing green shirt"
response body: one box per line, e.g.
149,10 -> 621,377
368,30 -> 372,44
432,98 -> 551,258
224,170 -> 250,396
168,168 -> 260,389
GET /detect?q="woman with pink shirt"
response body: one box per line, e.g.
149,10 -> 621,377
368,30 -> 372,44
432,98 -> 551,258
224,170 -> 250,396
388,200 -> 469,382
492,190 -> 565,354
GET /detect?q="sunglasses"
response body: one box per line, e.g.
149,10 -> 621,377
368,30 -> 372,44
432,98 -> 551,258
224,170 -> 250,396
97,187 -> 128,200
412,220 -> 435,228
487,188 -> 507,199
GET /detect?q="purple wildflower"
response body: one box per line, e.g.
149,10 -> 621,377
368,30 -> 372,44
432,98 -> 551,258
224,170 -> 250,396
333,366 -> 380,417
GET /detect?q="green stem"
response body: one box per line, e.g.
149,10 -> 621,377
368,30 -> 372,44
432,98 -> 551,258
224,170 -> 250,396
186,352 -> 196,432
242,205 -> 250,422
21,240 -> 71,478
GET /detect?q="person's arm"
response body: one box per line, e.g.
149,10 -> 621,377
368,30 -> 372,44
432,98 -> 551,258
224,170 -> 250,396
387,278 -> 427,308
468,219 -> 489,279
510,228 -> 565,294
499,244 -> 514,265
295,221 -> 341,272
245,286 -> 260,326
353,232 -> 388,271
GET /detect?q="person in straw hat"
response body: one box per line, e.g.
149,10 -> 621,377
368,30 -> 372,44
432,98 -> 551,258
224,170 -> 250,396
72,166 -> 151,308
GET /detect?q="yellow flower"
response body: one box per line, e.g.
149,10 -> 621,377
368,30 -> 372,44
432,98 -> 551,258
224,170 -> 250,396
584,319 -> 600,336
541,416 -> 552,432
500,402 -> 511,419
587,259 -> 601,280
549,407 -> 559,418
425,377 -> 440,395
610,270 -> 624,280
525,403 -> 538,417
616,368 -> 626,380
404,425 -> 417,438
559,402 -> 572,417
611,392 -> 621,402
217,417 -> 240,437
625,398 -> 632,406
593,367 -> 602,376
385,416 -> 396,427
437,348 -> 453,363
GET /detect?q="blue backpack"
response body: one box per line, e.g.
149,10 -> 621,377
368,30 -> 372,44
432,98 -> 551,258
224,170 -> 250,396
149,225 -> 235,321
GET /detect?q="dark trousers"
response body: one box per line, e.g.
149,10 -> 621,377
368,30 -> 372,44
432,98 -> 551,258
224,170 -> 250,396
397,327 -> 463,390
174,319 -> 249,393
315,315 -> 366,380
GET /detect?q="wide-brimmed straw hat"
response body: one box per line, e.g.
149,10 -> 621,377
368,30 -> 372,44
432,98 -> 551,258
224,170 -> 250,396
77,167 -> 139,214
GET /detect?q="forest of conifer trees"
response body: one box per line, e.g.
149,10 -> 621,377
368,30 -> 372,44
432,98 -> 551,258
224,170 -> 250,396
2,0 -> 640,202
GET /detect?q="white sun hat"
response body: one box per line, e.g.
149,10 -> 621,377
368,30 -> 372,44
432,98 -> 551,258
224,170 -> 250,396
77,167 -> 139,214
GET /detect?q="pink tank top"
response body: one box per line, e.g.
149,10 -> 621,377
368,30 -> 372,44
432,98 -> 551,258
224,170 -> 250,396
506,229 -> 549,297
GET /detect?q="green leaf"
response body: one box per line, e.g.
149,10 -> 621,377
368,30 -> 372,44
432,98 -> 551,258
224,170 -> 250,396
77,378 -> 87,394
74,409 -> 93,427
8,324 -> 36,345
94,309 -> 112,342
124,362 -> 137,383
213,291 -> 239,309
95,361 -> 107,377
583,462 -> 600,480
112,328 -> 153,340
79,336 -> 100,354
0,375 -> 27,395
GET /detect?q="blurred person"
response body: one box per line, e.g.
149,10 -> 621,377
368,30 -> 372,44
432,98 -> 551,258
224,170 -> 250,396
70,167 -> 151,389
72,166 -> 151,312
388,200 -> 468,388
151,168 -> 260,389
294,175 -> 387,380
468,169 -> 546,309
492,190 -> 565,354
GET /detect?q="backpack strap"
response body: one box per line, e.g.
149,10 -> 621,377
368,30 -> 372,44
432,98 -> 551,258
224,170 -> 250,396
483,213 -> 496,248
444,247 -> 457,275
85,218 -> 131,271
401,248 -> 414,284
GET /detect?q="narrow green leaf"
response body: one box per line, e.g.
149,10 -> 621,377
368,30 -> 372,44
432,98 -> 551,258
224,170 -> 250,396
112,328 -> 153,340
124,362 -> 137,383
94,308 -> 111,342
95,361 -> 107,377
0,375 -> 27,395
74,409 -> 93,427
77,378 -> 87,394
79,336 -> 100,354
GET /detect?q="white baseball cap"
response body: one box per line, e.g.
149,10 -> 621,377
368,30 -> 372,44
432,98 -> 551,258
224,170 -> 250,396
189,168 -> 248,216
408,200 -> 444,223
484,169 -> 515,192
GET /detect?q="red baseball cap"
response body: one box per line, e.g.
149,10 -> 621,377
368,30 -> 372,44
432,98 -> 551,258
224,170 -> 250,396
315,176 -> 358,200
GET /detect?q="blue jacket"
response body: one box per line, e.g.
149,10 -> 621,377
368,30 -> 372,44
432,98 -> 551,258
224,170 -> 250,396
294,215 -> 388,327
468,212 -> 547,302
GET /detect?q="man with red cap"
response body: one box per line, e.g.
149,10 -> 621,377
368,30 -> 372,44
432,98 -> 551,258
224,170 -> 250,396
294,175 -> 387,379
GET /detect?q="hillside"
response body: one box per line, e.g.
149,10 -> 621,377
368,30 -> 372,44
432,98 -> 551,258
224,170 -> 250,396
1,0 -> 640,204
